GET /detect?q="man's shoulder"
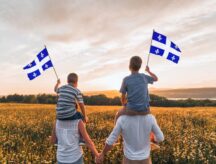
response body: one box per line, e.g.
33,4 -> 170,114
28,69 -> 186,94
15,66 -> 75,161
120,114 -> 155,120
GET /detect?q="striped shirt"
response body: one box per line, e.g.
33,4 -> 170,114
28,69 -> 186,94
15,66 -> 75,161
56,84 -> 84,119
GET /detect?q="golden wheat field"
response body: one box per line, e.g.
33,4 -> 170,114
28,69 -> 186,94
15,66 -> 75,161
0,103 -> 215,164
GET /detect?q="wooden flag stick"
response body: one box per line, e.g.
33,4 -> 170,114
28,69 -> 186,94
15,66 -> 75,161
44,45 -> 59,80
146,29 -> 154,66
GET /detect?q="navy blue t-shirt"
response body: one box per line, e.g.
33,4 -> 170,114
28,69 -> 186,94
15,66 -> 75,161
120,73 -> 154,112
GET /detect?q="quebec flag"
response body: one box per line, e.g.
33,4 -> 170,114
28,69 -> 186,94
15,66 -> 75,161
23,48 -> 53,80
149,31 -> 181,64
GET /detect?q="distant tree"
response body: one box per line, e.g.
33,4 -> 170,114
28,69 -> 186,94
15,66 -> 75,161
0,93 -> 216,107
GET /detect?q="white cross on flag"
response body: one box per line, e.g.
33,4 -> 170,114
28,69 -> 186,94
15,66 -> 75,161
23,48 -> 53,80
149,30 -> 181,64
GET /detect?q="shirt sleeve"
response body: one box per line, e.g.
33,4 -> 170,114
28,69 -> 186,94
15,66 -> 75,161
144,74 -> 154,84
75,89 -> 84,103
119,78 -> 127,94
106,118 -> 122,145
151,116 -> 164,143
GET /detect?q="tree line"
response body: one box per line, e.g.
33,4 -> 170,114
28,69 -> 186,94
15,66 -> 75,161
0,94 -> 215,107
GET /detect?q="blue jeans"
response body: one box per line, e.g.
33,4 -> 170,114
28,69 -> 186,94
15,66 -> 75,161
57,112 -> 84,120
57,156 -> 84,164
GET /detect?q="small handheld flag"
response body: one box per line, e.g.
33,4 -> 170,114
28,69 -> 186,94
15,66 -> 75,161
147,30 -> 181,65
23,47 -> 57,80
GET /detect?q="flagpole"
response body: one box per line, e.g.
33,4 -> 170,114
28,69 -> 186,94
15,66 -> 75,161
146,29 -> 154,66
44,45 -> 59,80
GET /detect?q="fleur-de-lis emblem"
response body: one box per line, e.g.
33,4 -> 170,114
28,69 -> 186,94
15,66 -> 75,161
155,49 -> 159,54
157,35 -> 162,41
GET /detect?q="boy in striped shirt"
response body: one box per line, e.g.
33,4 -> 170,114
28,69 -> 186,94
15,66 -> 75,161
51,73 -> 87,144
54,73 -> 87,122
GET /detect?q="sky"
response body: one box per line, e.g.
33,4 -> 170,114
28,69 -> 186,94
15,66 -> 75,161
0,0 -> 216,95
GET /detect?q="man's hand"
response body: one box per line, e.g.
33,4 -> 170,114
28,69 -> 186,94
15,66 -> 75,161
95,153 -> 104,164
145,66 -> 150,73
49,134 -> 57,144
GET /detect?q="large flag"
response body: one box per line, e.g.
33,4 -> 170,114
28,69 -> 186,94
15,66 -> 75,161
23,48 -> 53,80
149,31 -> 181,64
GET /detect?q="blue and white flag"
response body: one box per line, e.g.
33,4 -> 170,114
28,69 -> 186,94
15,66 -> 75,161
149,31 -> 181,64
23,48 -> 53,80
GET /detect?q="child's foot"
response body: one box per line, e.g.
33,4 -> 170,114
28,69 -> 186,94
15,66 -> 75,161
79,138 -> 86,146
150,142 -> 160,151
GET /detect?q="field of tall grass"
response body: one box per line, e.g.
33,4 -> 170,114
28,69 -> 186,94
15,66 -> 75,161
0,103 -> 215,163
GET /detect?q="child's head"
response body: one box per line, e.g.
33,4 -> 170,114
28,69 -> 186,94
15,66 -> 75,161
129,56 -> 142,72
67,73 -> 78,87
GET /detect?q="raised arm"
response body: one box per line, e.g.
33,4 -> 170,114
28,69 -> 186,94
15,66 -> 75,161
78,120 -> 98,157
145,66 -> 158,82
75,90 -> 88,123
54,79 -> 61,92
78,103 -> 87,122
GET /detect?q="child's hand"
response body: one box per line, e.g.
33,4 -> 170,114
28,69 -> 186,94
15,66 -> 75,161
145,66 -> 150,72
84,116 -> 89,123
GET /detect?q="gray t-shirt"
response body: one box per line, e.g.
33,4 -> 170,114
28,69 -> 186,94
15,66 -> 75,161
120,73 -> 154,112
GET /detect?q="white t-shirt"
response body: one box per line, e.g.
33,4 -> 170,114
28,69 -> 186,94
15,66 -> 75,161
56,120 -> 83,163
106,114 -> 164,160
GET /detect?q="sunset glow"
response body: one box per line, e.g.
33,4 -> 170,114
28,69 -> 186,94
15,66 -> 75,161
0,0 -> 216,95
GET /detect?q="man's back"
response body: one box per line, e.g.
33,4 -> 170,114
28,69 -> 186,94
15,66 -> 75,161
106,114 -> 164,160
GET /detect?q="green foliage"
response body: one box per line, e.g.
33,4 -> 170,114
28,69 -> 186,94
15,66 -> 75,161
0,94 -> 216,107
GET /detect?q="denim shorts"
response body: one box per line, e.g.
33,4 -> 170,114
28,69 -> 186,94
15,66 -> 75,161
57,112 -> 84,121
57,156 -> 84,164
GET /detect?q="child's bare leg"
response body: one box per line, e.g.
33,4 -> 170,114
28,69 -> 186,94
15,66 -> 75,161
114,106 -> 127,124
114,108 -> 151,124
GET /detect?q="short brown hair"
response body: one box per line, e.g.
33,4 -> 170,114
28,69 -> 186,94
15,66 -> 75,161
67,73 -> 78,83
129,56 -> 142,71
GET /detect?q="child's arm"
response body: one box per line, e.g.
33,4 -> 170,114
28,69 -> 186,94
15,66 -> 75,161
78,102 -> 88,123
121,93 -> 127,106
145,66 -> 158,81
54,79 -> 61,92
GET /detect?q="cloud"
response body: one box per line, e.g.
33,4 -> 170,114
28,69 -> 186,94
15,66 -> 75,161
0,0 -> 216,94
